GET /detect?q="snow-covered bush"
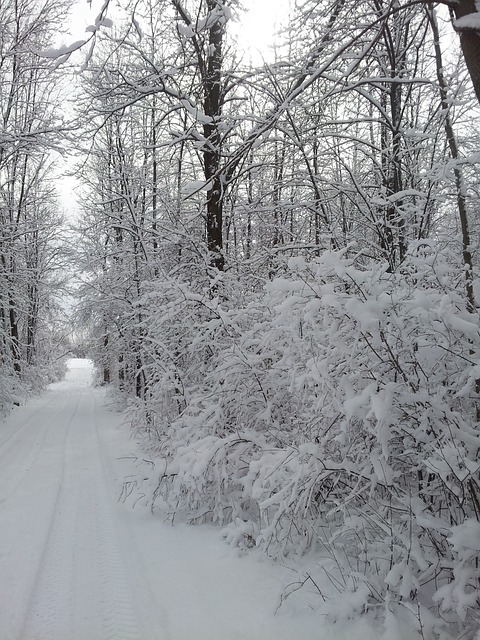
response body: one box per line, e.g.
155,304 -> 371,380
0,337 -> 67,416
0,364 -> 24,416
145,244 -> 480,637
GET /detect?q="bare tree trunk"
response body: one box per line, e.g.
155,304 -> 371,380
427,3 -> 475,313
103,331 -> 110,384
202,0 -> 225,271
450,0 -> 480,104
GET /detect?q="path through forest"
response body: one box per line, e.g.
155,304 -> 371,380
0,359 -> 381,640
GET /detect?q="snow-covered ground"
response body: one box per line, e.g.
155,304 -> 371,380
0,358 -> 383,640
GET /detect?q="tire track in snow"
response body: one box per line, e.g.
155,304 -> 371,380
20,394 -> 82,640
0,392 -> 60,451
92,393 -> 171,640
0,394 -> 71,506
94,486 -> 141,640
21,389 -> 142,640
89,398 -> 142,640
0,393 -> 83,639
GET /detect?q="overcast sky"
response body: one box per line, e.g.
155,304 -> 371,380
66,0 -> 290,61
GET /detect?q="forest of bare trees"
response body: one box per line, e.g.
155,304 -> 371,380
0,0 -> 73,413
2,0 -> 480,637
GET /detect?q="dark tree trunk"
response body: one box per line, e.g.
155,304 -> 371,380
26,284 -> 39,366
103,332 -> 110,384
9,295 -> 21,374
451,0 -> 480,104
427,3 -> 475,313
202,0 -> 225,271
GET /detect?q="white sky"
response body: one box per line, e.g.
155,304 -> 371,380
231,0 -> 290,61
66,0 -> 290,61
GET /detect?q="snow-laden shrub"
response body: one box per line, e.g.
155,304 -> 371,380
124,270 -> 249,438
0,351 -> 66,416
143,245 -> 479,637
0,363 -> 24,416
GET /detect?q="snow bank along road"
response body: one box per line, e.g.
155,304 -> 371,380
0,359 -> 380,640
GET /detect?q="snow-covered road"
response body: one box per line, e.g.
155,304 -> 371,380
0,359 -> 379,640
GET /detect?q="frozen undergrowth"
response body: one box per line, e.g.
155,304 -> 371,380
120,245 -> 480,639
0,358 -> 66,417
